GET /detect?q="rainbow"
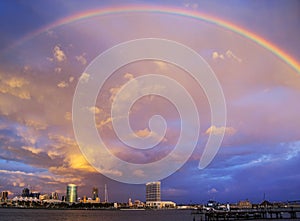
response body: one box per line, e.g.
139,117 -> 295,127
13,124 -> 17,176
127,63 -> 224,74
9,5 -> 300,74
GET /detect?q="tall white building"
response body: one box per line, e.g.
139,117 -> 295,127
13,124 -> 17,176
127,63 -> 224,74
146,181 -> 161,202
145,181 -> 176,209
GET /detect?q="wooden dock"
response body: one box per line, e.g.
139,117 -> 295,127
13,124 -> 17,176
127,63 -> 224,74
192,207 -> 300,220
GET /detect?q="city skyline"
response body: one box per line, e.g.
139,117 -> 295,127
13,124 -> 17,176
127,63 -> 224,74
4,182 -> 297,205
0,0 -> 299,204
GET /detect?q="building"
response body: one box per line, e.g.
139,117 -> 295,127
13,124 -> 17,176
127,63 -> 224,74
146,181 -> 161,202
22,188 -> 30,197
31,191 -> 40,199
238,200 -> 252,209
1,191 -> 8,201
146,201 -> 176,209
92,187 -> 98,200
104,184 -> 108,203
145,181 -> 176,209
51,192 -> 58,200
134,200 -> 145,208
39,194 -> 50,201
66,184 -> 77,203
207,200 -> 218,208
260,200 -> 273,209
128,198 -> 133,207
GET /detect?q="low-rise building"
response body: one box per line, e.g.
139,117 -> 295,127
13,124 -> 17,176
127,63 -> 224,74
238,200 -> 252,209
146,201 -> 176,209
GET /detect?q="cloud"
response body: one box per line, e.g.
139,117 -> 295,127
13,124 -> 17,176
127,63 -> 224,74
133,128 -> 167,142
88,106 -> 102,114
23,65 -> 31,73
135,128 -> 151,138
154,61 -> 169,71
226,50 -> 242,63
132,169 -> 145,177
24,119 -> 47,130
0,144 -> 58,169
0,169 -> 35,176
108,73 -> 139,103
54,67 -> 62,73
124,73 -> 134,80
212,50 -> 242,62
21,146 -> 43,154
4,77 -> 28,88
205,125 -> 236,136
163,188 -> 188,196
12,181 -> 25,188
7,90 -> 31,100
64,112 -> 72,121
212,51 -> 224,60
69,76 -> 74,83
57,81 -> 68,88
0,75 -> 31,99
96,117 -> 112,128
76,53 -> 87,65
284,141 -> 300,160
109,86 -> 122,103
183,1 -> 199,9
47,134 -> 96,173
47,57 -> 54,62
208,188 -> 218,194
79,72 -> 90,83
0,122 -> 95,188
0,168 -> 82,190
53,45 -> 66,62
97,168 -> 122,177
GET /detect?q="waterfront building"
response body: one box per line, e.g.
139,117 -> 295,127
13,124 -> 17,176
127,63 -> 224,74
238,199 -> 252,209
128,198 -> 133,207
146,181 -> 161,202
39,194 -> 50,201
66,184 -> 77,203
145,181 -> 176,209
146,201 -> 176,209
22,188 -> 30,197
92,187 -> 98,200
134,200 -> 145,208
31,191 -> 40,199
51,192 -> 58,200
260,200 -> 273,209
1,191 -> 8,201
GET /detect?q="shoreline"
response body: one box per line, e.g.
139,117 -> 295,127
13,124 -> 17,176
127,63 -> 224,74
0,206 -> 181,211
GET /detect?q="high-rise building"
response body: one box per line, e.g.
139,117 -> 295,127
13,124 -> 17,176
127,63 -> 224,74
22,188 -> 30,197
66,184 -> 77,203
51,192 -> 59,200
146,181 -> 161,202
1,191 -> 8,201
104,184 -> 108,203
92,187 -> 98,200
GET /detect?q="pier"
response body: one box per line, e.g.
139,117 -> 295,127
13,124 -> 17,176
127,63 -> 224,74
192,207 -> 300,220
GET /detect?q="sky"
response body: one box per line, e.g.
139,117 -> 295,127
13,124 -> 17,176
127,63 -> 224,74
0,0 -> 299,204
